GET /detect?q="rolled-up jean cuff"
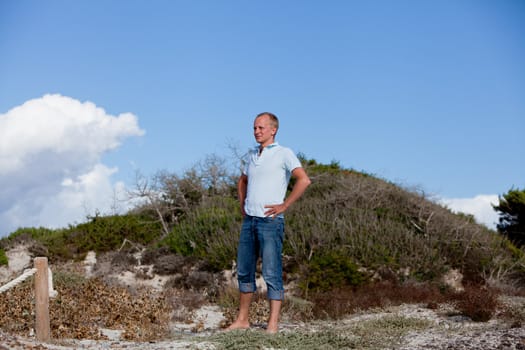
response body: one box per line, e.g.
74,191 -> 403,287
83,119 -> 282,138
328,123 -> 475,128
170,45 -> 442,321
267,289 -> 285,301
238,281 -> 256,294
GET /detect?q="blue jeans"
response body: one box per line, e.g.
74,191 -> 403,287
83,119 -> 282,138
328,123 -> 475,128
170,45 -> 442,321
237,215 -> 285,300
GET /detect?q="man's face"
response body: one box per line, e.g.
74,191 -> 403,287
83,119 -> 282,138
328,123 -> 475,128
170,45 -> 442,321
253,115 -> 276,146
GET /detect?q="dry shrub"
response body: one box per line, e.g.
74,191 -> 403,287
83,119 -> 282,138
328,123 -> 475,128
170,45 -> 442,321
110,250 -> 138,267
451,284 -> 500,322
309,281 -> 445,319
164,287 -> 207,323
283,295 -> 314,322
0,272 -> 172,341
308,281 -> 501,323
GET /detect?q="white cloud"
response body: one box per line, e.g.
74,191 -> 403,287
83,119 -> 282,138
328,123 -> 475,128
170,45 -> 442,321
440,194 -> 500,229
0,94 -> 144,236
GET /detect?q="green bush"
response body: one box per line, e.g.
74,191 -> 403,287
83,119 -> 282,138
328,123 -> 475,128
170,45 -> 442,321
0,249 -> 7,266
3,227 -> 64,250
62,214 -> 162,255
1,227 -> 70,261
163,196 -> 240,270
299,250 -> 366,293
6,226 -> 58,241
3,215 -> 163,261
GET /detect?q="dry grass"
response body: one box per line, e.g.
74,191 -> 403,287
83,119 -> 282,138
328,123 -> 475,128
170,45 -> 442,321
308,281 -> 446,319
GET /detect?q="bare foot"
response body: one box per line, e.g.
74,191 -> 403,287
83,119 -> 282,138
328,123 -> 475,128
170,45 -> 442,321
266,324 -> 279,334
225,320 -> 250,331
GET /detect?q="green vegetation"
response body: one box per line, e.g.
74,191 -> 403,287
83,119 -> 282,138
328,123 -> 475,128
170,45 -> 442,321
208,315 -> 432,350
2,154 -> 525,344
494,187 -> 525,247
1,155 -> 524,295
65,213 -> 162,254
163,196 -> 240,270
0,248 -> 7,266
209,328 -> 358,350
299,249 -> 366,292
2,215 -> 161,261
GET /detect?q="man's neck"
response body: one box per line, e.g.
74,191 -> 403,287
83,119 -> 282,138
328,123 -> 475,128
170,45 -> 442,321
258,141 -> 276,155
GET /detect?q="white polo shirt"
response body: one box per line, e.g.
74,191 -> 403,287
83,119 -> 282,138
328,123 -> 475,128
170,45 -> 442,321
242,142 -> 302,218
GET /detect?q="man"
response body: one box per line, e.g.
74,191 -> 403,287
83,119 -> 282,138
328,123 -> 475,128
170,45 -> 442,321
227,112 -> 311,333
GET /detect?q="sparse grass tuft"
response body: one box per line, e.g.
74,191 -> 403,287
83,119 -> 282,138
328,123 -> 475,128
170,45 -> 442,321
209,329 -> 358,350
348,315 -> 433,349
208,315 -> 433,350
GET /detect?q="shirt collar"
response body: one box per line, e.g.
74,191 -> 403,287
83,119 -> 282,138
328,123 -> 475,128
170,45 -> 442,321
254,142 -> 279,152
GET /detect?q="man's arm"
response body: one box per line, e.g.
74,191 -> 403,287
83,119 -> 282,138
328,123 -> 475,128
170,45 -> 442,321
237,174 -> 248,217
264,167 -> 311,218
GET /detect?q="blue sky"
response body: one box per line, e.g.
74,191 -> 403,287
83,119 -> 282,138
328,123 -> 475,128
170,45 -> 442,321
0,0 -> 524,235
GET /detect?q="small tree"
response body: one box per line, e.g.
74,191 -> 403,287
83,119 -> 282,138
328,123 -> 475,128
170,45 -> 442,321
494,188 -> 525,247
128,153 -> 237,239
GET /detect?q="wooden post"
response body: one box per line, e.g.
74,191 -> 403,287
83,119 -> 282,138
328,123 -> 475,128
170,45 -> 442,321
34,257 -> 51,342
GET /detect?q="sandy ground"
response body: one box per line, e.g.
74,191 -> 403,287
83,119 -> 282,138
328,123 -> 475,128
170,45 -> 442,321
1,305 -> 524,350
2,247 -> 525,349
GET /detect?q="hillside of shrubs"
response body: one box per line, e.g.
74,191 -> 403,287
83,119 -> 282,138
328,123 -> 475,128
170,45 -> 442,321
1,155 -> 525,324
